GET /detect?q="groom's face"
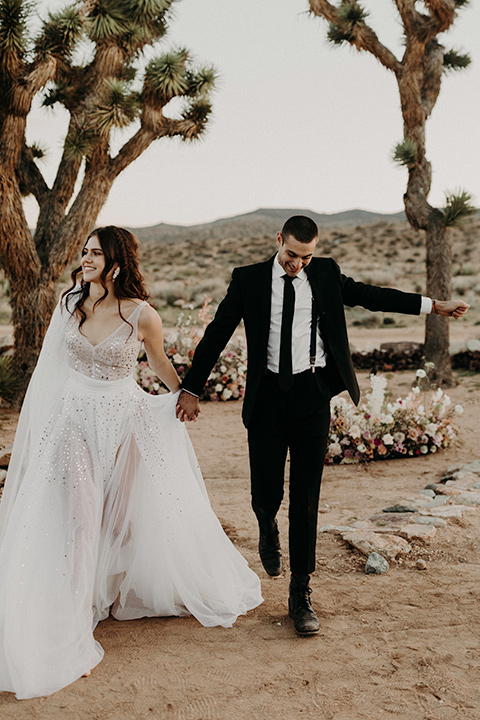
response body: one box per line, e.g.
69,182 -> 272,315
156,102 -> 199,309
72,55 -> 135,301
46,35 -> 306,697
276,233 -> 318,277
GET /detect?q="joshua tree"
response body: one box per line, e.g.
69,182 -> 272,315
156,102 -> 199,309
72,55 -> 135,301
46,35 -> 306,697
308,0 -> 475,384
0,0 -> 216,401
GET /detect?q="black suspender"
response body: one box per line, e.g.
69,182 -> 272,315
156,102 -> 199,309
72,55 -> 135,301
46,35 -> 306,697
310,298 -> 317,373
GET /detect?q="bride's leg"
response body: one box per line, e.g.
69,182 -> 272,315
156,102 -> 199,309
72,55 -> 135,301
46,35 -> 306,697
102,434 -> 140,542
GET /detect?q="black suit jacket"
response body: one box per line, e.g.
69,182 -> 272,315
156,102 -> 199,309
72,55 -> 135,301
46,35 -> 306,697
182,256 -> 422,427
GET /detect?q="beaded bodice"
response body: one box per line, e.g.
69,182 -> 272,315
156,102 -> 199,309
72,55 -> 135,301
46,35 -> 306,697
65,302 -> 146,381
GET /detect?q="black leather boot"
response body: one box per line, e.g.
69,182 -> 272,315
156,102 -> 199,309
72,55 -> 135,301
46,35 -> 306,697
258,519 -> 282,577
288,574 -> 319,636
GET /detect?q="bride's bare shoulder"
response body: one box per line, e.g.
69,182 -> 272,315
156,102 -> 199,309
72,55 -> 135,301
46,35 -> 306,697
120,298 -> 148,315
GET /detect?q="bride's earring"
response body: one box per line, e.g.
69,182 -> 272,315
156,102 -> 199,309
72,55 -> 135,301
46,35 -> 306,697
112,267 -> 120,281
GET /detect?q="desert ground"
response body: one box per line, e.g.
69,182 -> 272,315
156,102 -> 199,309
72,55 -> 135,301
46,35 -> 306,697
0,332 -> 479,719
0,217 -> 479,719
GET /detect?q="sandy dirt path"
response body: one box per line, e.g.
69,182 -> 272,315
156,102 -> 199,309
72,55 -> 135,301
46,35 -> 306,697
0,369 -> 479,719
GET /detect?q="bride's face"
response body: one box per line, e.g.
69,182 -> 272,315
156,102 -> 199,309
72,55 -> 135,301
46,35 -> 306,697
81,236 -> 106,283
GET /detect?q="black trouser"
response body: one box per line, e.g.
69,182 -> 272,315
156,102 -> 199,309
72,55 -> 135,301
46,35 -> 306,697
247,368 -> 331,576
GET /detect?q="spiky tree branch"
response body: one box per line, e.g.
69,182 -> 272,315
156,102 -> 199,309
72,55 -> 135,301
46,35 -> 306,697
0,0 -> 217,401
308,0 -> 473,385
310,0 -> 400,71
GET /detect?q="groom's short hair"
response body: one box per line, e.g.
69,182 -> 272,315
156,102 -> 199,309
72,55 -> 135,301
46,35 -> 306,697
281,215 -> 318,244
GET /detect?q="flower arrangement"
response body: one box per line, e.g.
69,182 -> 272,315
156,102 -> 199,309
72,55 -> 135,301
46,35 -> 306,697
135,298 -> 247,401
326,368 -> 462,464
135,303 -> 463,457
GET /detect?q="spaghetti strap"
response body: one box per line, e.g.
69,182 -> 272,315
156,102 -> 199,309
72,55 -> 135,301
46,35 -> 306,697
131,301 -> 148,339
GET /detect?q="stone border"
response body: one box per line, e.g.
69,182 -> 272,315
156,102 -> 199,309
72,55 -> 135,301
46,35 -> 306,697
320,460 -> 480,574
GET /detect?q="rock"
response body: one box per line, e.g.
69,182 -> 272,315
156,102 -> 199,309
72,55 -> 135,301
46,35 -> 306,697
474,482 -> 480,490
418,489 -> 436,498
425,483 -> 442,491
319,525 -> 357,533
467,339 -> 480,352
341,530 -> 411,560
416,559 -> 427,571
424,495 -> 449,507
450,341 -> 468,355
434,485 -> 464,496
454,492 -> 480,507
382,504 -> 418,514
446,471 -> 479,484
459,460 -> 480,475
415,516 -> 447,528
420,506 -> 465,518
365,552 -> 389,575
446,463 -> 463,475
371,512 -> 416,525
396,524 -> 437,543
379,341 -> 422,354
351,520 -> 371,529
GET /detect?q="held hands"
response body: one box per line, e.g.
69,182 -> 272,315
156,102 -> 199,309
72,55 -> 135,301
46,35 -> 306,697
176,390 -> 201,422
433,299 -> 470,319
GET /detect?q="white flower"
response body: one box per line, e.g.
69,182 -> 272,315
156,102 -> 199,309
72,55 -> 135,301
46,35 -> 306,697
393,432 -> 405,443
329,442 -> 343,457
349,425 -> 361,439
430,445 -> 437,453
215,383 -> 223,392
220,365 -> 227,373
357,443 -> 367,453
454,404 -> 464,415
222,388 -> 233,400
416,369 -> 427,378
381,414 -> 394,425
420,445 -> 429,454
412,386 -> 420,395
382,433 -> 394,445
366,374 -> 387,418
173,353 -> 184,364
425,423 -> 438,437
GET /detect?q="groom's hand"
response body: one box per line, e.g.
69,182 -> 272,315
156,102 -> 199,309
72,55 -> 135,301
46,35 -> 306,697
434,299 -> 470,319
176,390 -> 201,422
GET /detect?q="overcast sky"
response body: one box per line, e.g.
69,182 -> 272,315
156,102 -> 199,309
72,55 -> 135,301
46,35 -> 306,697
24,0 -> 480,228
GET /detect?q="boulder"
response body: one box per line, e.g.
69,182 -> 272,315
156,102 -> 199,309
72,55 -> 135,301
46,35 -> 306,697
341,530 -> 411,560
365,552 -> 389,575
395,524 -> 437,543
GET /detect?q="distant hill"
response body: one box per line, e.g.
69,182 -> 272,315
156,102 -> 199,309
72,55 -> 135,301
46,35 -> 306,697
132,207 -> 406,245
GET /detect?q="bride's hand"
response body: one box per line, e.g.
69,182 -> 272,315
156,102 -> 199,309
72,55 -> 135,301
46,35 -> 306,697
176,391 -> 200,422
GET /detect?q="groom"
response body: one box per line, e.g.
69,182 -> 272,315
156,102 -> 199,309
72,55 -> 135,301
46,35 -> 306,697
176,215 -> 469,636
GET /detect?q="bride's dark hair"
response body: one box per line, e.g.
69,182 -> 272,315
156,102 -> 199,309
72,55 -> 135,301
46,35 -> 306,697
63,226 -> 150,332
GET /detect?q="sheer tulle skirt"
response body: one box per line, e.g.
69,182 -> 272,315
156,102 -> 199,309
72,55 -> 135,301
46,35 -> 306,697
0,369 -> 262,699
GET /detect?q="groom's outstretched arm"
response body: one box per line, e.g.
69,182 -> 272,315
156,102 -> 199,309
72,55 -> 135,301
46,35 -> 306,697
176,269 -> 244,421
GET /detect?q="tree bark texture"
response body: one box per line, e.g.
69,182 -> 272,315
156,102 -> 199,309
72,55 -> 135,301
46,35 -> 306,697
309,0 -> 464,385
0,1 -> 215,404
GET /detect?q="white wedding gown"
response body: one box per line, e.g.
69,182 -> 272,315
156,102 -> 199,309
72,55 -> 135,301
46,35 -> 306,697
0,298 -> 262,699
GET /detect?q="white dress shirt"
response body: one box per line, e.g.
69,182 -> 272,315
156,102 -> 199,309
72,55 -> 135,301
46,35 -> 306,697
266,253 -> 433,374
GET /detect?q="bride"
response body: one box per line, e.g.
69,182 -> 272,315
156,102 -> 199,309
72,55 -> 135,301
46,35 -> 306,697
0,226 -> 262,700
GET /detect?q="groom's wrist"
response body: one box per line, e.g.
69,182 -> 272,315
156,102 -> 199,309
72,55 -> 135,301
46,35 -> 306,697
181,387 -> 199,398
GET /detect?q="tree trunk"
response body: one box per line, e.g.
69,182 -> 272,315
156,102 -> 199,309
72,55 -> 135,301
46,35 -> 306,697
10,279 -> 58,407
424,217 -> 453,386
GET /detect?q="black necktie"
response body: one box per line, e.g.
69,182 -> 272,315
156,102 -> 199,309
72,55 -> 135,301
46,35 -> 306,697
279,275 -> 295,391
